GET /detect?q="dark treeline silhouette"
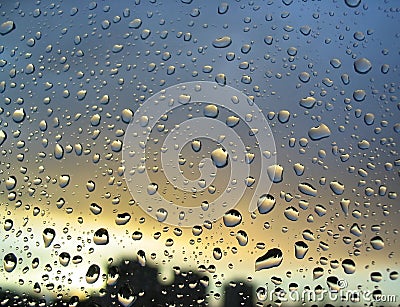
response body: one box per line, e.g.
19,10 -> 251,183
1,259 -> 207,306
223,280 -> 253,307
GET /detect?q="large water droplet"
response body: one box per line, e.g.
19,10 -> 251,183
54,143 -> 64,160
211,148 -> 229,168
213,247 -> 223,260
129,18 -> 142,29
191,139 -> 201,152
59,252 -> 71,267
12,108 -> 26,123
204,104 -> 219,118
255,248 -> 283,271
313,267 -> 324,280
218,2 -> 229,14
299,97 -> 317,109
294,241 -> 309,259
226,115 -> 240,127
345,0 -> 361,8
5,176 -> 17,190
0,130 -> 7,146
267,164 -> 284,183
342,259 -> 356,274
212,36 -> 232,48
116,213 -> 131,225
86,264 -> 100,284
137,250 -> 146,267
256,287 -> 268,301
59,174 -> 70,188
93,228 -> 109,245
371,272 -> 383,282
330,180 -> 345,195
298,182 -> 317,196
370,236 -> 384,250
118,283 -> 136,307
43,228 -> 56,248
284,206 -> 299,221
326,276 -> 341,292
147,183 -> 158,195
3,253 -> 17,272
257,194 -> 276,214
223,209 -> 242,227
90,203 -> 102,215
354,57 -> 372,74
4,219 -> 13,231
308,123 -> 331,140
156,208 -> 168,222
236,230 -> 248,246
0,21 -> 16,35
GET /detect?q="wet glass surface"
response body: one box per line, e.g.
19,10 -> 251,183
0,0 -> 399,306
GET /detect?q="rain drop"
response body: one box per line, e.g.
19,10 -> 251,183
3,253 -> 17,272
212,36 -> 232,48
223,209 -> 242,227
86,264 -> 100,284
257,194 -> 276,214
255,248 -> 283,271
354,58 -> 372,74
43,228 -> 56,248
211,148 -> 229,168
93,228 -> 109,245
294,241 -> 309,259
